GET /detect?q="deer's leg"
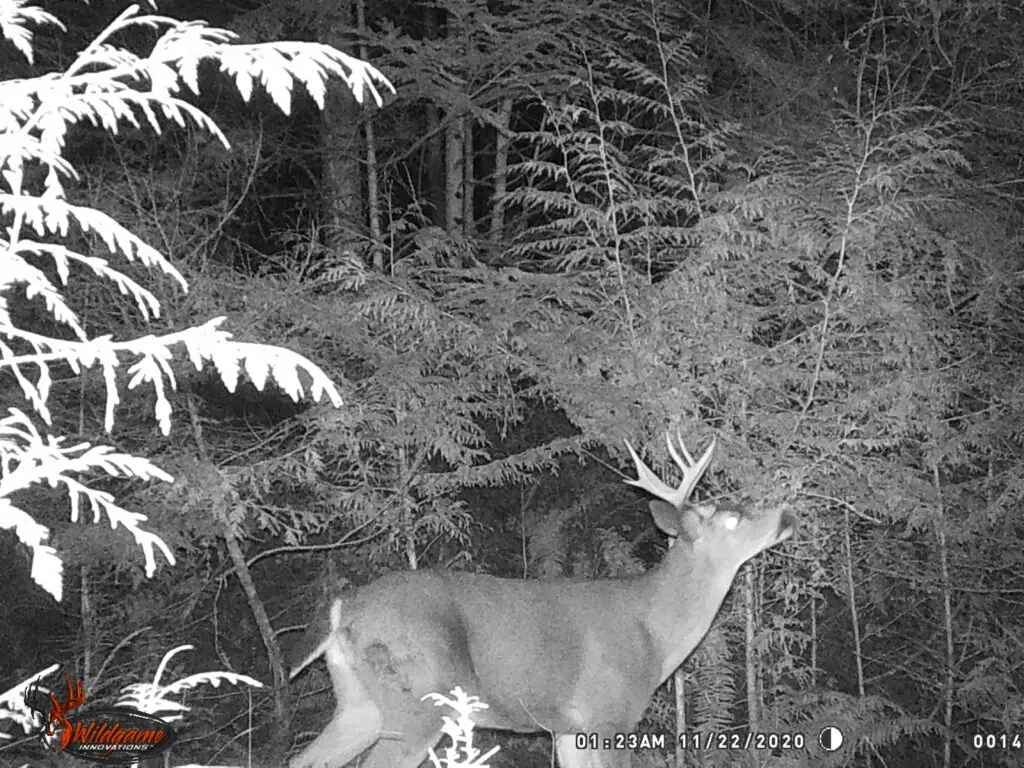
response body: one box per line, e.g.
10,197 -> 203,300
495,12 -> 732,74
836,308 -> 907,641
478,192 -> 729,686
290,629 -> 384,768
289,698 -> 381,768
358,695 -> 446,768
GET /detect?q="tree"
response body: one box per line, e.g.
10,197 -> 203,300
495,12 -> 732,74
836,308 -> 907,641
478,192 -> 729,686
0,4 -> 389,759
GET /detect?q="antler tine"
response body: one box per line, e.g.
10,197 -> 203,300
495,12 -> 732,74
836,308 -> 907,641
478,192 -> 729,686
624,440 -> 686,506
68,677 -> 85,708
665,429 -> 716,503
624,431 -> 717,507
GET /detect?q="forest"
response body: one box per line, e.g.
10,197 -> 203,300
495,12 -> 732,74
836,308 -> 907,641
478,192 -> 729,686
0,0 -> 1022,766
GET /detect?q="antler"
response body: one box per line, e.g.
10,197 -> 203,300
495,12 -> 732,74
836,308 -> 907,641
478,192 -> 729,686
47,675 -> 85,723
46,674 -> 86,749
624,429 -> 716,507
64,676 -> 85,712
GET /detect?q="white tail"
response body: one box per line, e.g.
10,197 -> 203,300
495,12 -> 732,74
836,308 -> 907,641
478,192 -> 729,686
288,430 -> 796,768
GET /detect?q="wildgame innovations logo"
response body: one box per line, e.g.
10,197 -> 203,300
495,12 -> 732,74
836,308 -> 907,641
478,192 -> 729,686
25,673 -> 176,763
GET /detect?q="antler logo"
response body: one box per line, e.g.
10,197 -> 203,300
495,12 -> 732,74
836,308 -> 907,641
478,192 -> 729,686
23,670 -> 177,763
45,674 -> 86,751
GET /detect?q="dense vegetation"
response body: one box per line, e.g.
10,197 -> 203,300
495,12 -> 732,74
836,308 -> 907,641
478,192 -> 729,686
2,0 -> 1023,766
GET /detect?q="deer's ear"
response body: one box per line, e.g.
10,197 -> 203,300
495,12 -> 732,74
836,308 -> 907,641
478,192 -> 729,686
649,501 -> 719,542
649,500 -> 704,542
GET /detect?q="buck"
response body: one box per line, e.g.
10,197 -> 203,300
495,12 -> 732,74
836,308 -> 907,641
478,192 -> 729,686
288,429 -> 796,768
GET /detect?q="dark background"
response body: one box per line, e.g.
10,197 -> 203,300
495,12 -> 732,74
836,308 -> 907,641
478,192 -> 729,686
1,0 -> 1023,766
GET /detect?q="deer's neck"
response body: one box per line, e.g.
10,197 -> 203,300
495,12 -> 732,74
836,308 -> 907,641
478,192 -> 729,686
639,550 -> 740,682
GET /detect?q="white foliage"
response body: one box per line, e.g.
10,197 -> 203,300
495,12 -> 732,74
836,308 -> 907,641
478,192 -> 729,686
424,687 -> 500,768
115,645 -> 262,721
0,1 -> 385,600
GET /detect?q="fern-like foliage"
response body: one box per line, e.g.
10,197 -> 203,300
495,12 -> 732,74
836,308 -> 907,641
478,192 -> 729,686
114,645 -> 261,722
0,1 -> 392,599
777,691 -> 938,768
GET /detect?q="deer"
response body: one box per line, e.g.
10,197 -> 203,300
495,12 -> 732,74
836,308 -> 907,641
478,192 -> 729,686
287,429 -> 796,768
